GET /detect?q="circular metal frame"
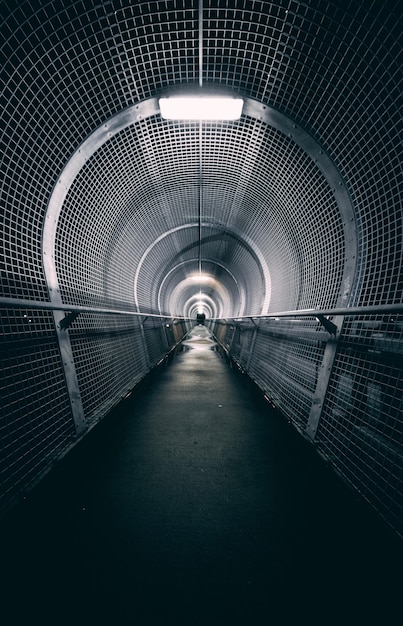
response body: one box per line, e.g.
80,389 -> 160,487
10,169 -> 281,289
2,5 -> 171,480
43,96 -> 357,316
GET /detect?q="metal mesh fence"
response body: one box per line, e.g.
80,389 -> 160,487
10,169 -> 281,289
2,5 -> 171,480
142,318 -> 169,366
316,314 -> 403,534
227,318 -> 328,430
0,308 -> 75,510
1,0 -> 401,536
67,312 -> 150,424
213,312 -> 403,537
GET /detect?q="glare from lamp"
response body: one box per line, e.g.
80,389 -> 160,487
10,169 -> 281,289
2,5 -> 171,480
159,96 -> 244,121
190,274 -> 210,282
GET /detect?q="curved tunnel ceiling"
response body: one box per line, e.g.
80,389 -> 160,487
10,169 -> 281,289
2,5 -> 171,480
1,1 -> 402,318
44,96 -> 354,318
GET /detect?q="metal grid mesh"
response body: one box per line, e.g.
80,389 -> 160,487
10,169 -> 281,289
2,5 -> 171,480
230,318 -> 328,429
1,0 -> 402,535
0,308 -> 75,508
139,225 -> 265,316
142,318 -> 169,366
316,315 -> 403,535
55,119 -> 200,310
67,312 -> 150,424
54,114 -> 345,316
207,118 -> 346,312
203,0 -> 402,309
215,312 -> 403,536
2,0 -> 401,310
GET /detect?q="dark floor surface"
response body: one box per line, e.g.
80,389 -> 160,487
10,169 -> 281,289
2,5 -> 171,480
1,326 -> 402,625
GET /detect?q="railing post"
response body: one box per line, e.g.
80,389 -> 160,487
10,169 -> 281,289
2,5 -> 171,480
228,323 -> 237,352
305,315 -> 344,441
52,306 -> 87,436
43,195 -> 88,436
139,317 -> 151,369
246,320 -> 260,371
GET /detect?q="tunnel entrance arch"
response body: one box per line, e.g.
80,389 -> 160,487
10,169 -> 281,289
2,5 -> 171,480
43,95 -> 357,314
41,96 -> 357,434
157,258 -> 242,319
134,223 -> 269,317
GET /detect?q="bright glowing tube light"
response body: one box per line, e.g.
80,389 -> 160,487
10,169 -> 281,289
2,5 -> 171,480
159,96 -> 244,121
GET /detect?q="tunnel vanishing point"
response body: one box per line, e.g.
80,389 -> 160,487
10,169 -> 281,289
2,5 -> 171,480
0,1 -> 402,539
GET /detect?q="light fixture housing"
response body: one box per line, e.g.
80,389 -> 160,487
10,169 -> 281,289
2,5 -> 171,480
159,96 -> 244,121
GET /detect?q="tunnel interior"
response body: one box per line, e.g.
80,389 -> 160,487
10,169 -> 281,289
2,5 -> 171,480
1,0 -> 402,541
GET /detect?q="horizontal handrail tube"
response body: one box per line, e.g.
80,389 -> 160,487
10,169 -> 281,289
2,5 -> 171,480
212,303 -> 403,321
1,297 -> 402,321
0,296 -> 189,321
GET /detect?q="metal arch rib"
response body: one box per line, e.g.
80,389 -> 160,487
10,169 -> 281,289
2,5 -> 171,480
156,258 -> 243,317
243,98 -> 357,307
42,99 -> 160,298
42,96 -> 357,438
133,222 -> 271,314
43,95 -> 356,312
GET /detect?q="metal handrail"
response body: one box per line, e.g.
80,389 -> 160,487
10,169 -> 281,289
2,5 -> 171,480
1,296 -> 402,322
0,296 -> 189,321
212,303 -> 403,321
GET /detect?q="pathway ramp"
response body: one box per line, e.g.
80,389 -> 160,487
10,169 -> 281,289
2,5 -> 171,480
1,326 -> 402,625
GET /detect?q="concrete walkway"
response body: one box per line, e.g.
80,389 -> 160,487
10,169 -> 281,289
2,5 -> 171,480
1,327 -> 402,625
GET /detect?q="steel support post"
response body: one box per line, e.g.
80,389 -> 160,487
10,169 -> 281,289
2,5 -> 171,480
52,307 -> 87,436
305,315 -> 344,441
228,323 -> 237,352
43,215 -> 88,436
139,320 -> 152,369
246,321 -> 260,371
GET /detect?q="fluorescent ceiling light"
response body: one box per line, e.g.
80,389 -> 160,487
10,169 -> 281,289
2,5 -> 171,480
159,96 -> 244,121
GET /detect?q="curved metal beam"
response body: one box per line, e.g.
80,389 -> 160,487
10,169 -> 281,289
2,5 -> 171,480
243,99 -> 357,308
132,222 -> 270,313
41,96 -> 357,436
156,257 -> 243,316
43,95 -> 356,316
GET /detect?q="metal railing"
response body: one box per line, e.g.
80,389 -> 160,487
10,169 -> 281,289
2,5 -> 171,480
209,303 -> 403,538
212,303 -> 403,321
0,295 -> 190,321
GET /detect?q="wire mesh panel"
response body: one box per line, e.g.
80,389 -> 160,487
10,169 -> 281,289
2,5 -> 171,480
172,320 -> 190,343
52,110 -> 347,318
316,314 -> 403,537
213,310 -> 403,537
201,117 -> 347,313
244,318 -> 327,430
202,1 -> 402,313
1,0 -> 402,536
230,323 -> 253,367
0,308 -> 75,509
142,318 -> 170,367
210,320 -> 233,350
66,312 -> 150,425
2,0 -> 401,318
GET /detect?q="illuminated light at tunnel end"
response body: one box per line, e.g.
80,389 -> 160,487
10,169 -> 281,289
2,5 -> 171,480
190,273 -> 211,282
167,276 -> 227,319
186,293 -> 216,319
